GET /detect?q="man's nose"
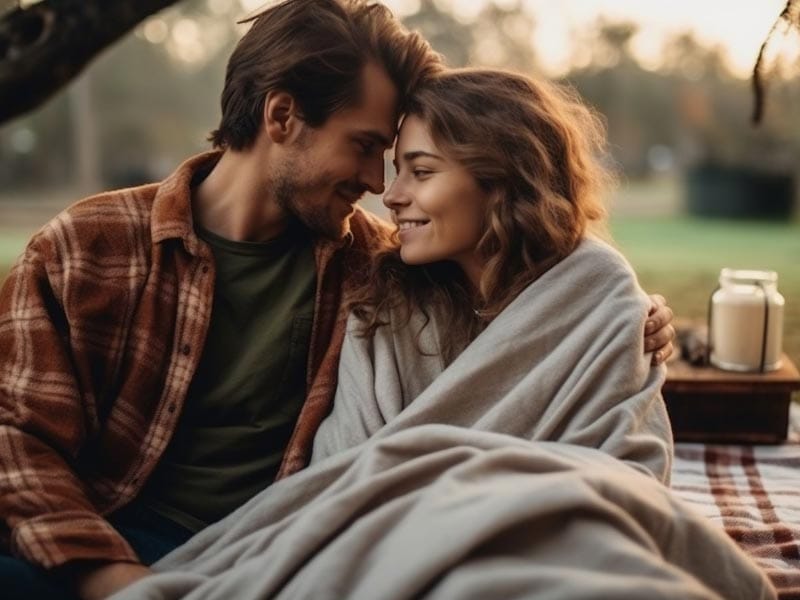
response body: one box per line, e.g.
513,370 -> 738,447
360,156 -> 385,195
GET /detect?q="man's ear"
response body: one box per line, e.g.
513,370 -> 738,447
263,91 -> 301,143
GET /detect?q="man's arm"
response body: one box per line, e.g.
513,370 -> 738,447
0,237 -> 141,587
644,294 -> 675,366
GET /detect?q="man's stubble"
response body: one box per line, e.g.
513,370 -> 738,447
273,132 -> 353,241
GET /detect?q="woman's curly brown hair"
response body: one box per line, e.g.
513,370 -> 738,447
349,68 -> 614,361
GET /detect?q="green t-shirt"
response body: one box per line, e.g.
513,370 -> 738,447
143,223 -> 316,532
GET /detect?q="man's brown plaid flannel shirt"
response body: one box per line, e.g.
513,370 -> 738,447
0,151 -> 392,570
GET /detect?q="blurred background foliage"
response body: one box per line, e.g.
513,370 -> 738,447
1,0 -> 799,366
3,0 -> 800,192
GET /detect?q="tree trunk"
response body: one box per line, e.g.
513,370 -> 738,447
0,0 -> 181,124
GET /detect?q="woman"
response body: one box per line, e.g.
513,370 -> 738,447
311,68 -> 673,480
114,70 -> 775,600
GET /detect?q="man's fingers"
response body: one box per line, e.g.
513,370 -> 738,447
645,323 -> 676,352
645,304 -> 674,335
645,323 -> 675,351
648,294 -> 667,314
652,341 -> 674,366
644,294 -> 675,365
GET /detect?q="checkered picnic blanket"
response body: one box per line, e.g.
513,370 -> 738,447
671,405 -> 800,599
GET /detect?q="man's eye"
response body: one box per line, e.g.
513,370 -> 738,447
358,140 -> 376,155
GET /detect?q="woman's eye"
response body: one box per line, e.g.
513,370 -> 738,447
413,168 -> 432,179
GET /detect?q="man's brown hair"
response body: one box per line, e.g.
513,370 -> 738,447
209,0 -> 442,150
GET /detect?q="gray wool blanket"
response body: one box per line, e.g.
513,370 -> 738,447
114,239 -> 775,600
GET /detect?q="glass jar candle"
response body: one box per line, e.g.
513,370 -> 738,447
709,269 -> 784,372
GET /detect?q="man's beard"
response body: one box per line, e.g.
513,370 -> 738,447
274,172 -> 350,240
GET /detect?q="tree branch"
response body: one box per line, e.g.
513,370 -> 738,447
0,0 -> 181,124
752,0 -> 800,125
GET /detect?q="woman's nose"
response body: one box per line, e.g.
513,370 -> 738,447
383,179 -> 410,210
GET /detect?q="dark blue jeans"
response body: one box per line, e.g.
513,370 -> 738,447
0,503 -> 194,600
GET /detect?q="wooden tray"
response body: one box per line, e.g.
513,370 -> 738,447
663,353 -> 800,444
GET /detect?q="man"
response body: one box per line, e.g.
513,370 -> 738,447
0,1 -> 675,598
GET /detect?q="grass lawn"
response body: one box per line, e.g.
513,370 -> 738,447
610,216 -> 800,369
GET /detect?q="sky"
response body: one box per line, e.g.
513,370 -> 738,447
18,0 -> 786,74
378,0 -> 789,77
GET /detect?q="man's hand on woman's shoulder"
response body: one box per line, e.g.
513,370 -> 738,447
645,294 -> 675,366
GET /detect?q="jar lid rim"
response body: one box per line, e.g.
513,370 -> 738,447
720,268 -> 778,283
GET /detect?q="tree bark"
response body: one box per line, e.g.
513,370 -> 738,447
0,0 -> 181,124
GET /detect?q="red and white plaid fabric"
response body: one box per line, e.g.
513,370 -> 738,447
672,406 -> 800,600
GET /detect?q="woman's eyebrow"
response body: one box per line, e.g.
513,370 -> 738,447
402,150 -> 444,161
393,150 -> 445,171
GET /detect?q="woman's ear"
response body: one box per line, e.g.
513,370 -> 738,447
263,91 -> 300,143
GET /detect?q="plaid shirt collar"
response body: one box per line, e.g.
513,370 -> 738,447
150,150 -> 353,258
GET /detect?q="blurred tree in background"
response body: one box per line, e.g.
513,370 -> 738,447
0,0 -> 182,123
0,0 -> 237,192
1,0 -> 799,199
